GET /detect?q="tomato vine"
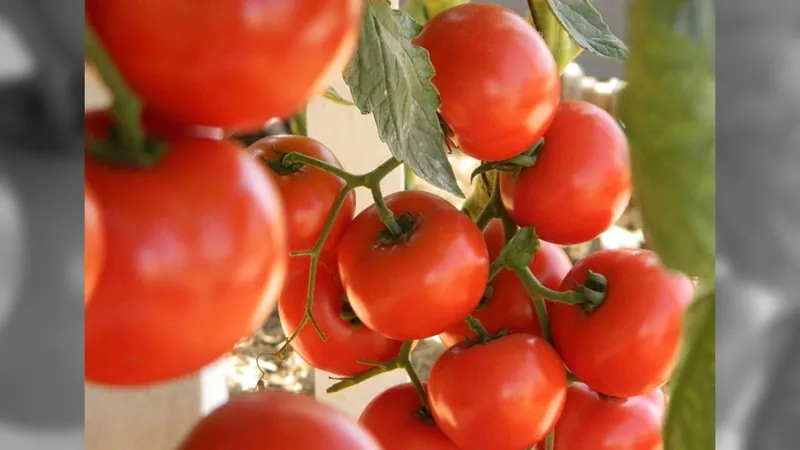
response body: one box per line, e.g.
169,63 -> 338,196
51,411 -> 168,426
85,0 -> 714,449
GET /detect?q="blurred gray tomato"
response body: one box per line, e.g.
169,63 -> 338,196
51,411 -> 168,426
0,149 -> 83,429
0,165 -> 24,331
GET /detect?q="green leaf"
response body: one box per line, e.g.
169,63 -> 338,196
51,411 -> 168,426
498,227 -> 541,270
529,0 -> 584,73
344,0 -> 463,197
403,0 -> 469,24
619,0 -> 715,280
544,0 -> 627,61
323,87 -> 355,106
663,289 -> 715,450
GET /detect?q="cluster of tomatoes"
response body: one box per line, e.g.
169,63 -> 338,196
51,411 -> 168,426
83,1 -> 693,449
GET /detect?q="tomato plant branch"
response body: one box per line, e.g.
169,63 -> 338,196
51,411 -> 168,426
545,431 -> 555,450
512,266 -> 584,305
277,187 -> 355,356
465,315 -> 493,343
85,22 -> 162,165
326,340 -> 428,411
281,152 -> 362,185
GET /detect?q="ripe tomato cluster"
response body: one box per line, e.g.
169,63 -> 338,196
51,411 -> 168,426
84,2 -> 694,449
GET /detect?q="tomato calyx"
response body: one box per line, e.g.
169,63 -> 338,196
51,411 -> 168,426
413,405 -> 436,426
375,213 -> 420,246
260,151 -> 307,176
339,294 -> 364,329
464,315 -> 508,346
470,138 -> 544,182
87,124 -> 168,167
574,270 -> 608,313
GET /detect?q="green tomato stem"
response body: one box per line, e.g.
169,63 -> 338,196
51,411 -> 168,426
277,187 -> 356,356
545,431 -> 555,450
511,265 -> 584,305
465,315 -> 493,343
326,340 -> 418,394
281,152 -> 362,185
85,22 -> 158,164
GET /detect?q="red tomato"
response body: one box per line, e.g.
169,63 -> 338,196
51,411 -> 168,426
360,383 -> 459,450
338,190 -> 489,340
178,390 -> 382,450
428,334 -> 567,450
500,101 -> 632,245
278,265 -> 403,376
86,0 -> 363,131
549,249 -> 694,397
414,3 -> 560,162
249,135 -> 355,254
548,383 -> 666,450
84,182 -> 104,306
439,220 -> 572,346
85,135 -> 287,386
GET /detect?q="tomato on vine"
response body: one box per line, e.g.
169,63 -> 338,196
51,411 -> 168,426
85,120 -> 288,385
500,100 -> 632,245
86,0 -> 364,130
414,3 -> 560,162
360,383 -> 459,450
549,249 -> 694,398
177,390 -> 382,450
84,182 -> 104,306
337,190 -> 489,340
440,219 -> 572,347
546,382 -> 666,450
428,333 -> 567,450
249,135 -> 356,254
278,264 -> 403,377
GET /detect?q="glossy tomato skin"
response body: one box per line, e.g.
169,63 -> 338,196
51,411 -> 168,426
414,3 -> 560,162
86,0 -> 363,131
548,383 -> 666,450
278,265 -> 403,376
338,190 -> 489,340
178,390 -> 382,450
249,135 -> 355,254
84,182 -> 104,306
428,333 -> 567,450
360,383 -> 460,450
500,101 -> 632,245
550,249 -> 694,398
440,219 -> 572,346
85,137 -> 288,386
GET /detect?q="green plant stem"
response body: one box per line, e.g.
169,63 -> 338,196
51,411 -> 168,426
282,152 -> 362,185
273,155 -> 403,353
277,188 -> 356,355
511,266 -> 584,305
370,184 -> 402,236
532,294 -> 552,343
327,341 -> 427,409
84,22 -> 148,158
465,315 -> 493,343
545,431 -> 555,450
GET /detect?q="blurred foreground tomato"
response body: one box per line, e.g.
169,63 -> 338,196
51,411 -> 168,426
86,0 -> 364,131
85,129 -> 288,385
177,390 -> 382,450
84,182 -> 104,306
